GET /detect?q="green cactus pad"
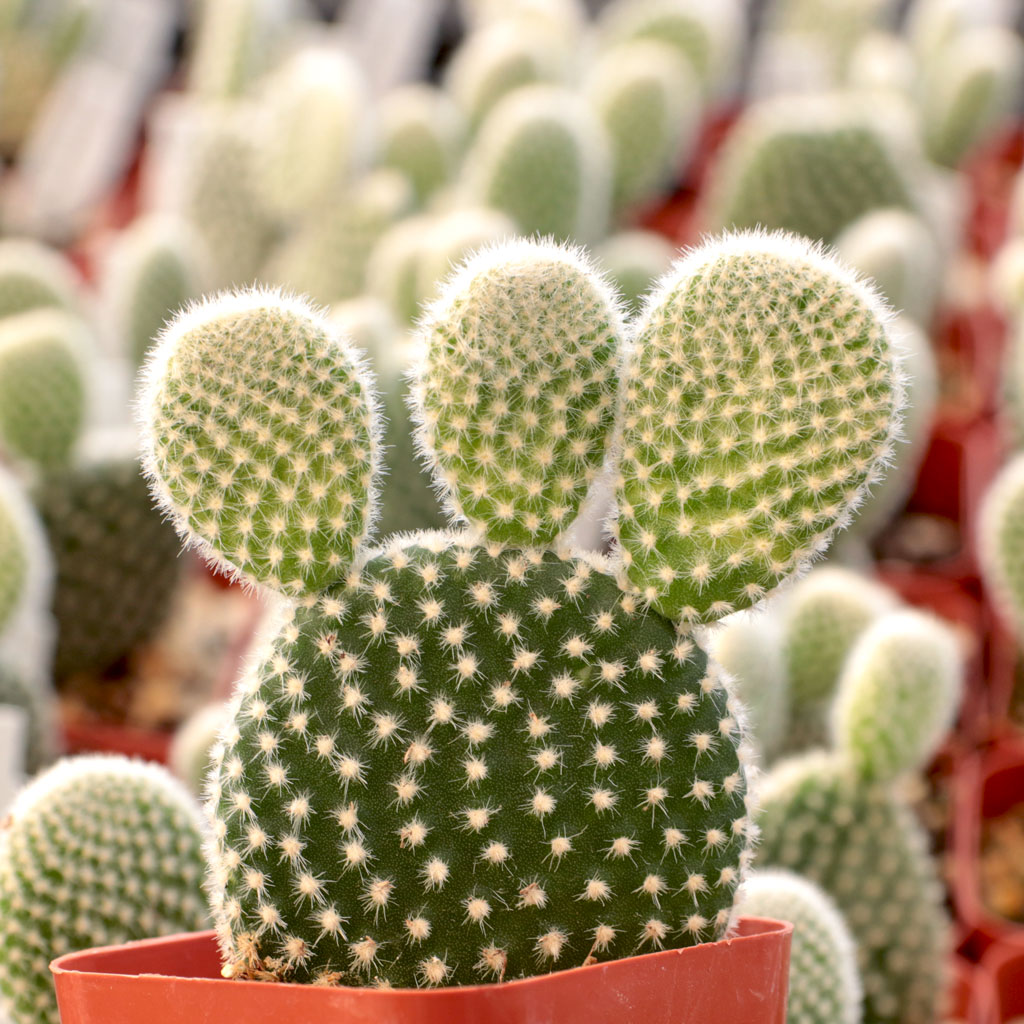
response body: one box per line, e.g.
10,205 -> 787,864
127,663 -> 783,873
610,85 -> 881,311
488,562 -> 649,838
740,869 -> 862,1024
411,239 -> 624,546
139,289 -> 382,596
0,239 -> 80,321
757,752 -> 950,1024
464,85 -> 611,243
34,455 -> 185,678
706,95 -> 917,244
102,214 -> 202,369
832,609 -> 962,782
979,454 -> 1024,642
595,230 -> 676,316
0,309 -> 88,471
615,231 -> 901,622
207,534 -> 752,987
0,756 -> 208,1024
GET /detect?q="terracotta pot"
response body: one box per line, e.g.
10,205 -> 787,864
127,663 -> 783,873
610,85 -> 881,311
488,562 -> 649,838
953,737 -> 1024,958
980,932 -> 1024,1023
51,919 -> 792,1024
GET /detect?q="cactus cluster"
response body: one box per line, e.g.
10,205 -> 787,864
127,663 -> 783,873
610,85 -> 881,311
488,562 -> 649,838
0,756 -> 208,1024
756,608 -> 963,1024
135,230 -> 901,989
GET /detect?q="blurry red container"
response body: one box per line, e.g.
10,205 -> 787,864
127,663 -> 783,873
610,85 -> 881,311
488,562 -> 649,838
980,932 -> 1024,1023
51,920 -> 792,1024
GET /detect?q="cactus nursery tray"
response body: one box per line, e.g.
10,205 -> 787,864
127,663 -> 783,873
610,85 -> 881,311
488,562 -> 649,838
51,918 -> 792,1024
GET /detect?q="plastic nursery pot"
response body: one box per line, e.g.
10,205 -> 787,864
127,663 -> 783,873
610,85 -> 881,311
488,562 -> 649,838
932,304 -> 1008,424
51,918 -> 792,1024
963,121 -> 1024,260
954,736 -> 1024,958
60,718 -> 172,764
948,954 -> 997,1024
981,931 -> 1024,1023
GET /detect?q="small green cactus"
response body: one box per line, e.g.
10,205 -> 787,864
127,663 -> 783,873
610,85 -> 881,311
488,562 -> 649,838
832,609 -> 963,782
833,209 -> 941,326
706,94 -> 918,244
779,566 -> 899,754
586,39 -> 700,213
757,607 -> 963,1024
100,213 -> 203,369
186,0 -> 285,101
410,239 -> 624,547
614,231 -> 903,622
462,85 -> 612,243
140,288 -> 382,596
170,701 -> 230,796
979,454 -> 1024,641
920,26 -> 1024,170
255,48 -> 369,220
0,756 -> 208,1024
444,20 -> 569,130
139,232 -> 900,989
33,452 -> 184,678
594,230 -> 675,315
264,169 -> 412,306
378,84 -> 465,207
185,108 -> 278,290
739,869 -> 862,1024
0,309 -> 89,472
710,611 -> 789,762
0,239 -> 80,321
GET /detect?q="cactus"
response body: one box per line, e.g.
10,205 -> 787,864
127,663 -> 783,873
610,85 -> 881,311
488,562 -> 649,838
378,84 -> 465,207
265,170 -> 413,306
586,39 -> 700,213
594,230 -> 675,315
256,48 -> 369,220
365,214 -> 439,327
0,239 -> 80,321
329,298 -> 445,535
614,231 -> 903,622
410,239 -> 624,547
33,453 -> 184,678
186,0 -> 286,101
833,209 -> 940,326
597,0 -> 740,93
706,95 -> 918,244
739,870 -> 862,1024
170,701 -> 230,796
100,214 -> 203,369
779,567 -> 899,755
710,611 -> 789,762
185,107 -> 278,290
979,454 -> 1024,640
444,20 -> 569,130
832,609 -> 962,781
0,661 -> 58,775
756,609 -> 963,1024
920,26 -> 1024,170
0,309 -> 89,472
0,756 -> 208,1024
138,232 -> 899,988
462,85 -> 611,243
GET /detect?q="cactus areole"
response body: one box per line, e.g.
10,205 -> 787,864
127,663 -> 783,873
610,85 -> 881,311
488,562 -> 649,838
138,231 -> 901,988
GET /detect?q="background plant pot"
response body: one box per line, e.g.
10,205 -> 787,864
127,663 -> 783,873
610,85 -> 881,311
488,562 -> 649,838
60,718 -> 172,763
51,918 -> 792,1024
949,954 -> 997,1024
954,737 -> 1024,958
980,932 -> 1024,1023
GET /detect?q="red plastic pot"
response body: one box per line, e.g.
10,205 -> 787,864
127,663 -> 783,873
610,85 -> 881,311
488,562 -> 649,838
949,954 -> 997,1024
953,737 -> 1024,958
60,718 -> 172,764
51,919 -> 792,1024
980,932 -> 1024,1023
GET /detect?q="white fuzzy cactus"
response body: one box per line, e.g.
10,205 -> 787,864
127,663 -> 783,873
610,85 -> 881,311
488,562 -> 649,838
979,454 -> 1024,642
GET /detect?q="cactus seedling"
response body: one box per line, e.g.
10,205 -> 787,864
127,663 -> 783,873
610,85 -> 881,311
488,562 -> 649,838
739,870 -> 862,1024
0,310 -> 89,472
463,85 -> 612,243
614,231 -> 903,622
0,756 -> 208,1024
139,232 -> 899,988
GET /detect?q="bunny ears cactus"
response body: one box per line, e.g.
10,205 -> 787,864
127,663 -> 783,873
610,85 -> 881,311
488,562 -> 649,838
140,232 -> 901,620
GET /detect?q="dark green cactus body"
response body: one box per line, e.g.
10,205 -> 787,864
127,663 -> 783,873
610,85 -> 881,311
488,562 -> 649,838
757,753 -> 948,1024
34,459 -> 182,677
208,536 -> 751,988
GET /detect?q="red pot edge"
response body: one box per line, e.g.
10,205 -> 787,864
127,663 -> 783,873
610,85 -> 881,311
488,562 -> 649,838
51,918 -> 793,996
